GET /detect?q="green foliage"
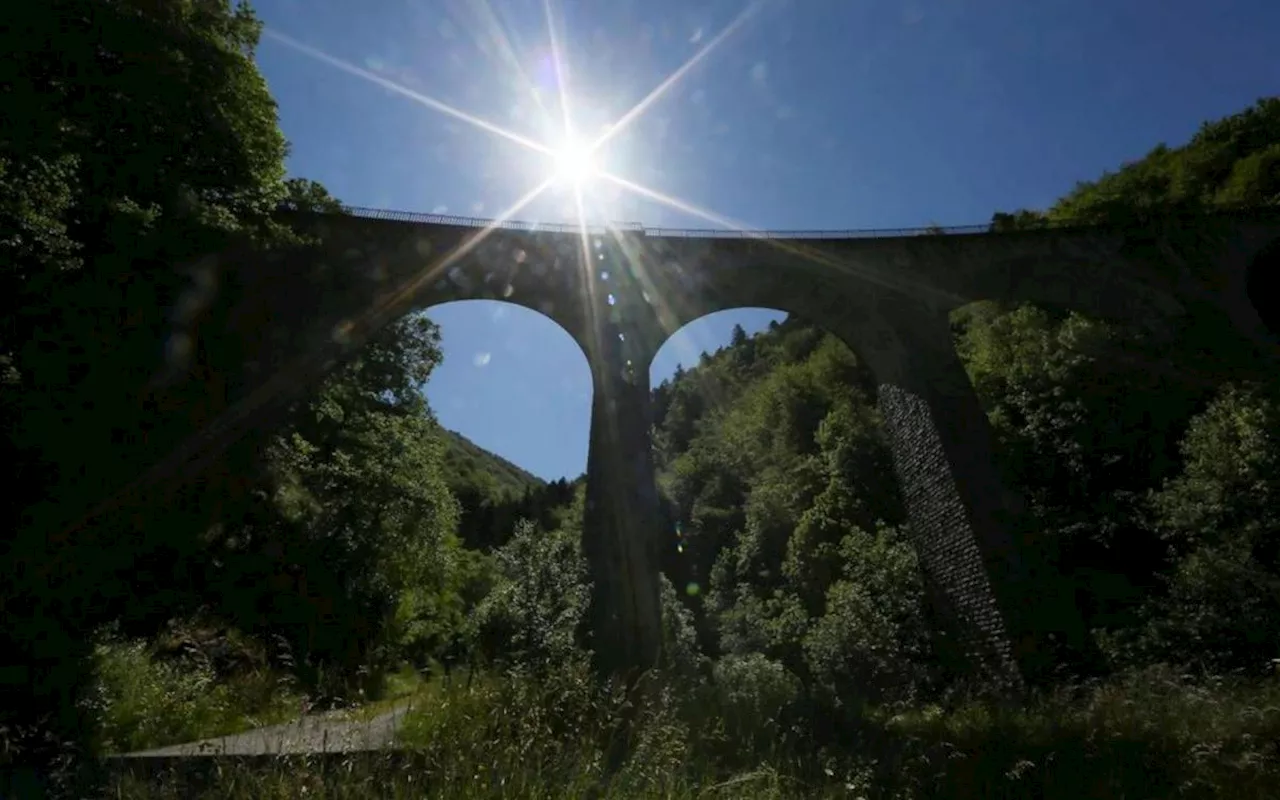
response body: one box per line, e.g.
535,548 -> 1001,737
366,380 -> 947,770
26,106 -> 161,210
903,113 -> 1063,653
959,98 -> 1280,666
391,662 -> 821,797
989,208 -> 1050,231
389,538 -> 494,670
1108,382 -> 1280,672
865,666 -> 1280,799
193,312 -> 462,698
802,524 -> 935,706
709,654 -> 803,754
439,428 -> 544,500
395,661 -> 621,793
658,319 -> 924,704
1,0 -> 295,524
87,631 -> 300,754
3,1 -> 514,771
1151,382 -> 1280,553
112,666 -> 1280,799
1046,97 -> 1280,222
659,574 -> 709,677
953,301 -> 1192,508
473,505 -> 591,668
647,98 -> 1280,778
441,430 -> 577,552
281,178 -> 344,213
0,0 -> 306,772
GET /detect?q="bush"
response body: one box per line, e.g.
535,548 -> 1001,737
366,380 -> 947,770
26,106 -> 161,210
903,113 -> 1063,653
1129,382 -> 1280,673
394,659 -> 619,795
802,524 -> 935,708
659,574 -> 709,678
708,653 -> 803,758
472,519 -> 590,668
86,632 -> 301,753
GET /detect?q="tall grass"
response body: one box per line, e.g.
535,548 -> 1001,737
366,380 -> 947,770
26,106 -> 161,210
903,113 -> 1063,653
858,664 -> 1280,799
109,662 -> 1280,798
88,635 -> 303,754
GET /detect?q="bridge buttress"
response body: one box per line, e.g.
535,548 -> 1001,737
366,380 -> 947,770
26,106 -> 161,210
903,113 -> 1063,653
869,304 -> 1099,687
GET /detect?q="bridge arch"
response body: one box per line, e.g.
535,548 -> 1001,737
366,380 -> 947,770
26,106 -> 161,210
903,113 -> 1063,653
295,215 -> 600,356
647,308 -> 905,656
641,278 -> 1031,685
172,210 -> 1280,685
209,215 -> 611,443
634,230 -> 1187,336
421,299 -> 592,488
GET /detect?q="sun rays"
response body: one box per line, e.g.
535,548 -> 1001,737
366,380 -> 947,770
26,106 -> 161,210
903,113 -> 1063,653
264,1 -> 765,236
263,29 -> 555,158
260,0 -> 874,378
70,1 -> 824,541
266,1 -> 949,321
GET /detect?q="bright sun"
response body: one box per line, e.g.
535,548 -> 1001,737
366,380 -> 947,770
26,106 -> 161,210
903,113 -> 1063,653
553,138 -> 598,185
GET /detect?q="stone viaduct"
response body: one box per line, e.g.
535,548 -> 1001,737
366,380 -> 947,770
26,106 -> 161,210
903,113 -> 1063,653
146,205 -> 1280,688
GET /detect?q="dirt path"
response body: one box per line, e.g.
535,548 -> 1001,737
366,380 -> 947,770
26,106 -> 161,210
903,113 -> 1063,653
121,704 -> 412,757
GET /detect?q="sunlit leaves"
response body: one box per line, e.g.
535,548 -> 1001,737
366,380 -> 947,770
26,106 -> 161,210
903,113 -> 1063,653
655,319 -> 930,700
474,513 -> 591,668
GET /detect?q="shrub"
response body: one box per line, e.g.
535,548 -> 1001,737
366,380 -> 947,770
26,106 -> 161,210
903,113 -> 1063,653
708,653 -> 803,758
864,665 -> 1280,799
86,632 -> 300,754
472,519 -> 589,668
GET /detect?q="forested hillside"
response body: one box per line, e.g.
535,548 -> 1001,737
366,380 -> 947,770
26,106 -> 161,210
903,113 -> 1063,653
653,100 -> 1280,701
653,319 -> 933,702
439,428 -> 544,500
3,2 -> 1280,795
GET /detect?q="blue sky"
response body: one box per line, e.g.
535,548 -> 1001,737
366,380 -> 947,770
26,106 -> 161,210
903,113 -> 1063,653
253,0 -> 1280,480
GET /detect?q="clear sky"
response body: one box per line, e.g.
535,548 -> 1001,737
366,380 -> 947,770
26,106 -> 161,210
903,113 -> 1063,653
252,0 -> 1280,480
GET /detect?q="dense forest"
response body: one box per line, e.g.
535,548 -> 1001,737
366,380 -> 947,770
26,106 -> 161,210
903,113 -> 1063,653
2,1 -> 1279,797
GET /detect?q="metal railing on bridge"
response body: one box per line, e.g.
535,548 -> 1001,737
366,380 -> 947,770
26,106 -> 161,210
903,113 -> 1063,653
319,202 -> 1274,242
336,205 -> 993,239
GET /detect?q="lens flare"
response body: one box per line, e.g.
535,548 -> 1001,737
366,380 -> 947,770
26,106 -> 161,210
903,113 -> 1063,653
553,138 -> 598,185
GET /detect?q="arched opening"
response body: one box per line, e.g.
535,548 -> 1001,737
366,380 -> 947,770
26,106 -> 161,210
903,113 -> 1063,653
421,299 -> 592,550
649,308 -> 929,706
416,299 -> 602,680
1247,238 -> 1280,338
424,300 -> 592,485
119,294 -> 595,731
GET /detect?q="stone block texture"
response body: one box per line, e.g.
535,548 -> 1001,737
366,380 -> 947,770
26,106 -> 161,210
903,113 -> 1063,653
878,384 -> 1022,689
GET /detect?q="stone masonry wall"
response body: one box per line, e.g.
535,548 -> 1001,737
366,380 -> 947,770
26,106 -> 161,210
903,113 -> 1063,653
878,383 -> 1023,690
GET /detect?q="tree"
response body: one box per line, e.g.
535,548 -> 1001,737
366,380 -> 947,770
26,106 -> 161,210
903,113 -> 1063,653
281,178 -> 344,213
801,523 -> 934,707
0,0 -> 306,779
1127,382 -> 1280,672
473,510 -> 591,669
1042,97 -> 1280,224
960,97 -> 1280,668
203,314 -> 459,696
